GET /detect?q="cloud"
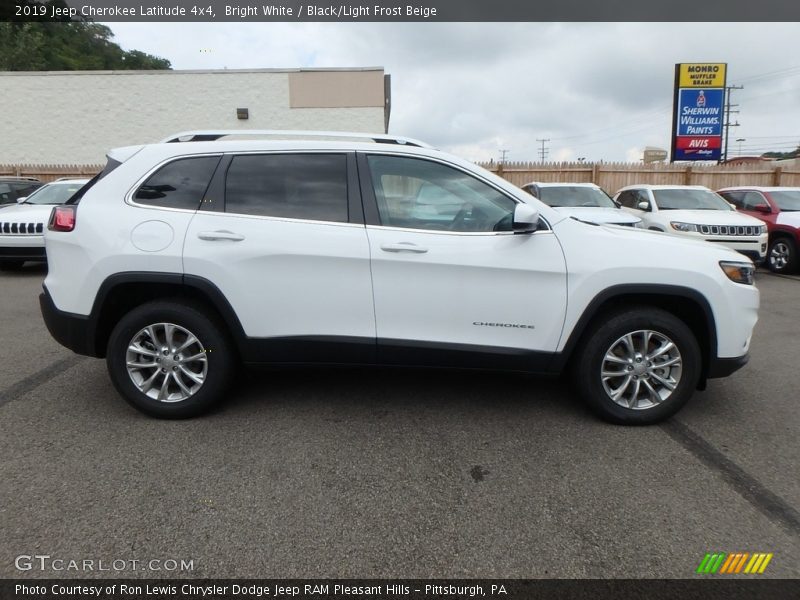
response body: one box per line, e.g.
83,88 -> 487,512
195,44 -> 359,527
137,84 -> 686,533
107,22 -> 800,162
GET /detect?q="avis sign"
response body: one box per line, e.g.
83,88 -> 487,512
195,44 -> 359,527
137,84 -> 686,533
671,63 -> 727,162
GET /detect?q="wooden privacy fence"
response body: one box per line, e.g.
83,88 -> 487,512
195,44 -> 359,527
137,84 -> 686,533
0,164 -> 103,183
4,161 -> 800,193
480,161 -> 800,193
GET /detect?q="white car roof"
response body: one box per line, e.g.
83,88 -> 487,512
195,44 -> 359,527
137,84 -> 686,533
43,178 -> 91,185
523,181 -> 600,188
718,186 -> 800,192
616,184 -> 712,192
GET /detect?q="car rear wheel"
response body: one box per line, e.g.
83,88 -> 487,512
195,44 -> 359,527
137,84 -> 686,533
574,307 -> 701,425
767,238 -> 796,274
106,300 -> 235,418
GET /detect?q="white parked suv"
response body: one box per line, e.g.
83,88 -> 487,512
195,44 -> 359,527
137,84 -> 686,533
614,184 -> 768,264
40,131 -> 759,424
521,182 -> 641,227
0,178 -> 89,270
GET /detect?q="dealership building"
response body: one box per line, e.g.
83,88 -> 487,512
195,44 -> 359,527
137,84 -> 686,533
0,67 -> 391,166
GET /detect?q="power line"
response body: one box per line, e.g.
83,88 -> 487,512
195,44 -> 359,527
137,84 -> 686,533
722,85 -> 744,163
536,138 -> 550,162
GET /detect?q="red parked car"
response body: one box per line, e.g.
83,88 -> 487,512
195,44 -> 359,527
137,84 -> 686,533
718,186 -> 800,274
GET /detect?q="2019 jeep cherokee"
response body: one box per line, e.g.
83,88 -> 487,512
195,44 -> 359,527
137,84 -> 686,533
39,131 -> 759,424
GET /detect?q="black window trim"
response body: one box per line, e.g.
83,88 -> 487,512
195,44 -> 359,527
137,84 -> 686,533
355,151 -> 551,235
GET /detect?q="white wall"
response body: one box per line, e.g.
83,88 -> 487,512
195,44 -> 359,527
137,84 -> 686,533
0,69 -> 387,165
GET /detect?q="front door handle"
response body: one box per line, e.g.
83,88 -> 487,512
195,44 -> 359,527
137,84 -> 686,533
380,242 -> 428,254
198,230 -> 245,242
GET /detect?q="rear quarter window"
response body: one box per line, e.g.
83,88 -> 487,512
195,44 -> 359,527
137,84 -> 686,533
134,155 -> 222,210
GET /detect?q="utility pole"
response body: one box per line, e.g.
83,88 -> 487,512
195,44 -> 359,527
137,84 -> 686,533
499,149 -> 509,164
536,138 -> 550,163
722,84 -> 743,163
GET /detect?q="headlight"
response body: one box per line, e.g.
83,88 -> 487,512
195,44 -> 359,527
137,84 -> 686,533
720,261 -> 755,285
670,221 -> 698,232
760,225 -> 768,234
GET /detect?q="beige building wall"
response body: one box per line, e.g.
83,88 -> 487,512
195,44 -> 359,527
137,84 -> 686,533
0,68 -> 388,165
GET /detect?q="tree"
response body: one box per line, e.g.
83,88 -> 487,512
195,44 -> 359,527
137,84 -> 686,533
0,21 -> 171,71
762,146 -> 800,160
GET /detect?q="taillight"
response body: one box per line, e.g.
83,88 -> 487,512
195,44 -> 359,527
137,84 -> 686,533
48,206 -> 76,232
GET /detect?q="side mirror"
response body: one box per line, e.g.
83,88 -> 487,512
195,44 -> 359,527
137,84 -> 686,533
513,203 -> 539,233
637,201 -> 650,211
754,204 -> 771,214
16,197 -> 27,203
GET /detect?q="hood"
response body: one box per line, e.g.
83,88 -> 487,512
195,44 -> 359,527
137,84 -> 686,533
554,206 -> 640,225
0,203 -> 55,223
655,209 -> 763,226
558,217 -> 749,262
776,211 -> 800,228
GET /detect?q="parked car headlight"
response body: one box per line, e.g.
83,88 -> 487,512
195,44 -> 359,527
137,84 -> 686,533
759,225 -> 768,234
670,221 -> 698,232
719,261 -> 755,285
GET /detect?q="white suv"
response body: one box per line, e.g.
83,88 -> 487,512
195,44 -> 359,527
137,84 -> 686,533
521,182 -> 641,227
614,184 -> 768,264
40,131 -> 759,424
0,178 -> 89,270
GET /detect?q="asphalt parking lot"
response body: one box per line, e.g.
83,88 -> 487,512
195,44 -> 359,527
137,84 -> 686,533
1,265 -> 798,579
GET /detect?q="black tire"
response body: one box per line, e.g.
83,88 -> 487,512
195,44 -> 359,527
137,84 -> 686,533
0,260 -> 24,271
767,237 -> 797,274
573,307 -> 701,425
106,299 -> 235,418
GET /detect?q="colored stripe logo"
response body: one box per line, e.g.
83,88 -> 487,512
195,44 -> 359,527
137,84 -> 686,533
696,552 -> 773,574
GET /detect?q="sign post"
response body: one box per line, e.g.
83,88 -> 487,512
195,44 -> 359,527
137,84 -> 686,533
670,63 -> 727,163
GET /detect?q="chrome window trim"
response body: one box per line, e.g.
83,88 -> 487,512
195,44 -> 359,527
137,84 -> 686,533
366,224 -> 553,237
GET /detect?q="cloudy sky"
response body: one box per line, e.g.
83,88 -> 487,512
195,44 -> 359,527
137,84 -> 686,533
108,22 -> 800,163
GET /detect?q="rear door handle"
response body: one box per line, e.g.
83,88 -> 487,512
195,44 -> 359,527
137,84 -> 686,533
380,242 -> 428,254
197,230 -> 245,242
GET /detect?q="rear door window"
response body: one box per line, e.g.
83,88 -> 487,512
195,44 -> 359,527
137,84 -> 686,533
224,154 -> 348,223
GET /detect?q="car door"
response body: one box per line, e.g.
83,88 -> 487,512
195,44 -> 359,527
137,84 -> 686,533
358,152 -> 567,370
183,152 -> 375,363
740,191 -> 777,227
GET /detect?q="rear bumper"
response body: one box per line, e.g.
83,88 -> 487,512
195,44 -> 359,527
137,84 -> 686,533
39,285 -> 99,357
707,353 -> 749,379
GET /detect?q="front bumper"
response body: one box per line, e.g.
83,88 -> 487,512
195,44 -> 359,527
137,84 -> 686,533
0,244 -> 46,261
39,285 -> 99,357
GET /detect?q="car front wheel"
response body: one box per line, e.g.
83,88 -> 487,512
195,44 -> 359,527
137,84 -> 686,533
106,300 -> 235,418
574,307 -> 701,425
767,238 -> 796,274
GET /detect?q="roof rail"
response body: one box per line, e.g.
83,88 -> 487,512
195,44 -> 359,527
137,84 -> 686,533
159,130 -> 433,148
0,176 -> 40,181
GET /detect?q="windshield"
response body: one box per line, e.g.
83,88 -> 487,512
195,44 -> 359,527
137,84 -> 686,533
770,190 -> 800,211
537,186 -> 617,208
653,189 -> 733,211
24,182 -> 86,205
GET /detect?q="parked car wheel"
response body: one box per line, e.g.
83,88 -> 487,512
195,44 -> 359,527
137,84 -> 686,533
0,260 -> 25,271
574,307 -> 701,425
106,300 -> 235,418
767,237 -> 796,274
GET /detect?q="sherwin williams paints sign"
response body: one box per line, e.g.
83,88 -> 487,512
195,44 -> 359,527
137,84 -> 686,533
671,63 -> 727,162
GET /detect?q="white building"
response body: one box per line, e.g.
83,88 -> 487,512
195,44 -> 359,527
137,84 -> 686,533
0,67 -> 391,165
